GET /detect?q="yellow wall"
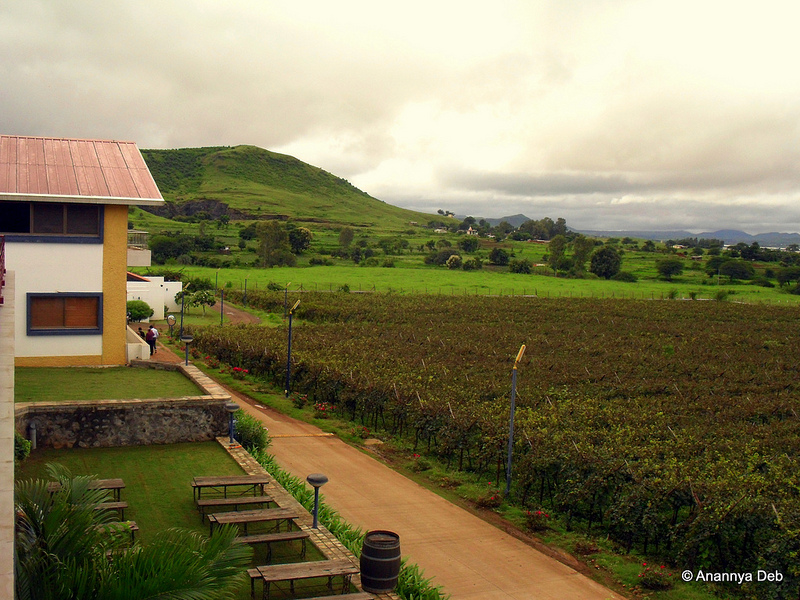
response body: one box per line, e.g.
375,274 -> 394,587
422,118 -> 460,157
16,355 -> 103,367
102,204 -> 128,365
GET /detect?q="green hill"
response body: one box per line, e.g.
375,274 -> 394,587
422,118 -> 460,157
140,145 -> 435,230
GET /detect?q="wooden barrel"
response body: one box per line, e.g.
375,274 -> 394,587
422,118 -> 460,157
360,530 -> 401,593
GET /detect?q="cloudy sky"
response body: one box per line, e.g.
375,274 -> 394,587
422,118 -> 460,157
2,1 -> 800,233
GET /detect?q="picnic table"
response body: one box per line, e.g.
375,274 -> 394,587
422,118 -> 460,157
207,507 -> 299,536
47,478 -> 126,501
192,475 -> 270,501
249,558 -> 359,600
196,492 -> 275,522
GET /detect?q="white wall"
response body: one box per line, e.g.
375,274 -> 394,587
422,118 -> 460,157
7,241 -> 103,358
0,271 -> 15,595
127,277 -> 182,321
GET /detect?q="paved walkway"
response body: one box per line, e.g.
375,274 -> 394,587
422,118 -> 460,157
151,341 -> 624,600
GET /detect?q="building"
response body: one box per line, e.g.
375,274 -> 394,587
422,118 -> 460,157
0,135 -> 164,366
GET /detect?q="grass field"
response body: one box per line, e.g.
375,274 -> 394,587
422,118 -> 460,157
14,366 -> 204,402
156,262 -> 800,306
16,442 -> 326,599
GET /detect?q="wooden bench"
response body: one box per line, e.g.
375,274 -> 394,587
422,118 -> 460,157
47,478 -> 126,501
251,558 -> 359,599
235,529 -> 309,562
303,593 -> 374,600
94,500 -> 129,520
192,475 -> 270,501
208,507 -> 299,536
196,494 -> 274,522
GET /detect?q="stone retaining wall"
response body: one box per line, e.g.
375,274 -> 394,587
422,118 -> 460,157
14,362 -> 232,449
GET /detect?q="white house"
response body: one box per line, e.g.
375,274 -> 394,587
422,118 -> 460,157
0,135 -> 165,366
126,272 -> 182,322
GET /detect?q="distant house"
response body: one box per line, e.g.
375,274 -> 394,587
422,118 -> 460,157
126,272 -> 182,322
466,226 -> 478,236
0,135 -> 165,366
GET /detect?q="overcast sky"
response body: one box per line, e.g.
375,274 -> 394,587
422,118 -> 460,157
3,1 -> 800,233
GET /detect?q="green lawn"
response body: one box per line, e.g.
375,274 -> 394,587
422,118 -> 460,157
16,442 -> 325,599
14,366 -> 204,402
16,442 -> 243,543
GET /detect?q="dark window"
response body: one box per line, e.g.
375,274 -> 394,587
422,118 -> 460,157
0,201 -> 101,237
27,293 -> 102,335
0,201 -> 31,232
66,204 -> 100,235
32,203 -> 64,234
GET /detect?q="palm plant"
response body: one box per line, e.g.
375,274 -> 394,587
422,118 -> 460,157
15,464 -> 252,600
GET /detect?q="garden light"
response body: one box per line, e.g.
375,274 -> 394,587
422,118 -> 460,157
505,344 -> 526,497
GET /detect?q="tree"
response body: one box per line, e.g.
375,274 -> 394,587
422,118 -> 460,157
15,464 -> 251,600
547,235 -> 567,275
458,237 -> 479,253
656,258 -> 684,281
719,260 -> 754,282
571,235 -> 595,273
257,221 -> 296,267
126,300 -> 153,322
641,240 -> 656,252
338,226 -> 354,248
489,248 -> 510,266
509,259 -> 533,274
446,254 -> 463,270
288,227 -> 313,254
590,247 -> 622,279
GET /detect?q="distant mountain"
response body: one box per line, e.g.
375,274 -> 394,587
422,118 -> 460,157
141,145 -> 436,229
576,228 -> 800,247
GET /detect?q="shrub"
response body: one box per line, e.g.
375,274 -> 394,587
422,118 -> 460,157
126,300 -> 154,322
15,431 -> 31,463
611,271 -> 637,282
525,509 -> 550,532
409,454 -> 432,472
314,402 -> 336,418
291,393 -> 308,409
637,564 -> 674,591
445,254 -> 463,270
509,259 -> 532,274
234,410 -> 270,453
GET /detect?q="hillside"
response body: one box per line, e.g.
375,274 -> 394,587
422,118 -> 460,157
140,145 -> 436,229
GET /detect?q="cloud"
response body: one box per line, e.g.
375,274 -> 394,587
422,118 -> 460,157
2,1 -> 800,233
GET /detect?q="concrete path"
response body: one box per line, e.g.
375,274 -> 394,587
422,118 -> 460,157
152,340 -> 624,599
239,398 -> 623,600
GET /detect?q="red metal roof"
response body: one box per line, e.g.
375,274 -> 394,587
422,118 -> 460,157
0,135 -> 163,204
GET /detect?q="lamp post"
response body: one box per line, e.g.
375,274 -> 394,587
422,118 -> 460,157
181,334 -> 194,366
220,289 -> 224,326
243,277 -> 248,307
225,401 -> 239,445
285,300 -> 300,397
306,473 -> 328,528
179,283 -> 191,338
505,344 -> 526,497
284,282 -> 291,319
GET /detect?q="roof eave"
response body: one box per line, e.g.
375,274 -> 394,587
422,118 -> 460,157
0,192 -> 164,206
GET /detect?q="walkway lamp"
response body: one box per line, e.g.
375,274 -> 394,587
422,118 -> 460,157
181,334 -> 194,366
306,473 -> 328,529
285,300 -> 300,397
225,401 -> 239,445
505,344 -> 526,497
284,282 -> 291,319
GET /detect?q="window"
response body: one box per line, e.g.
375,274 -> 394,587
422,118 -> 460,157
27,293 -> 103,336
0,201 -> 102,239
